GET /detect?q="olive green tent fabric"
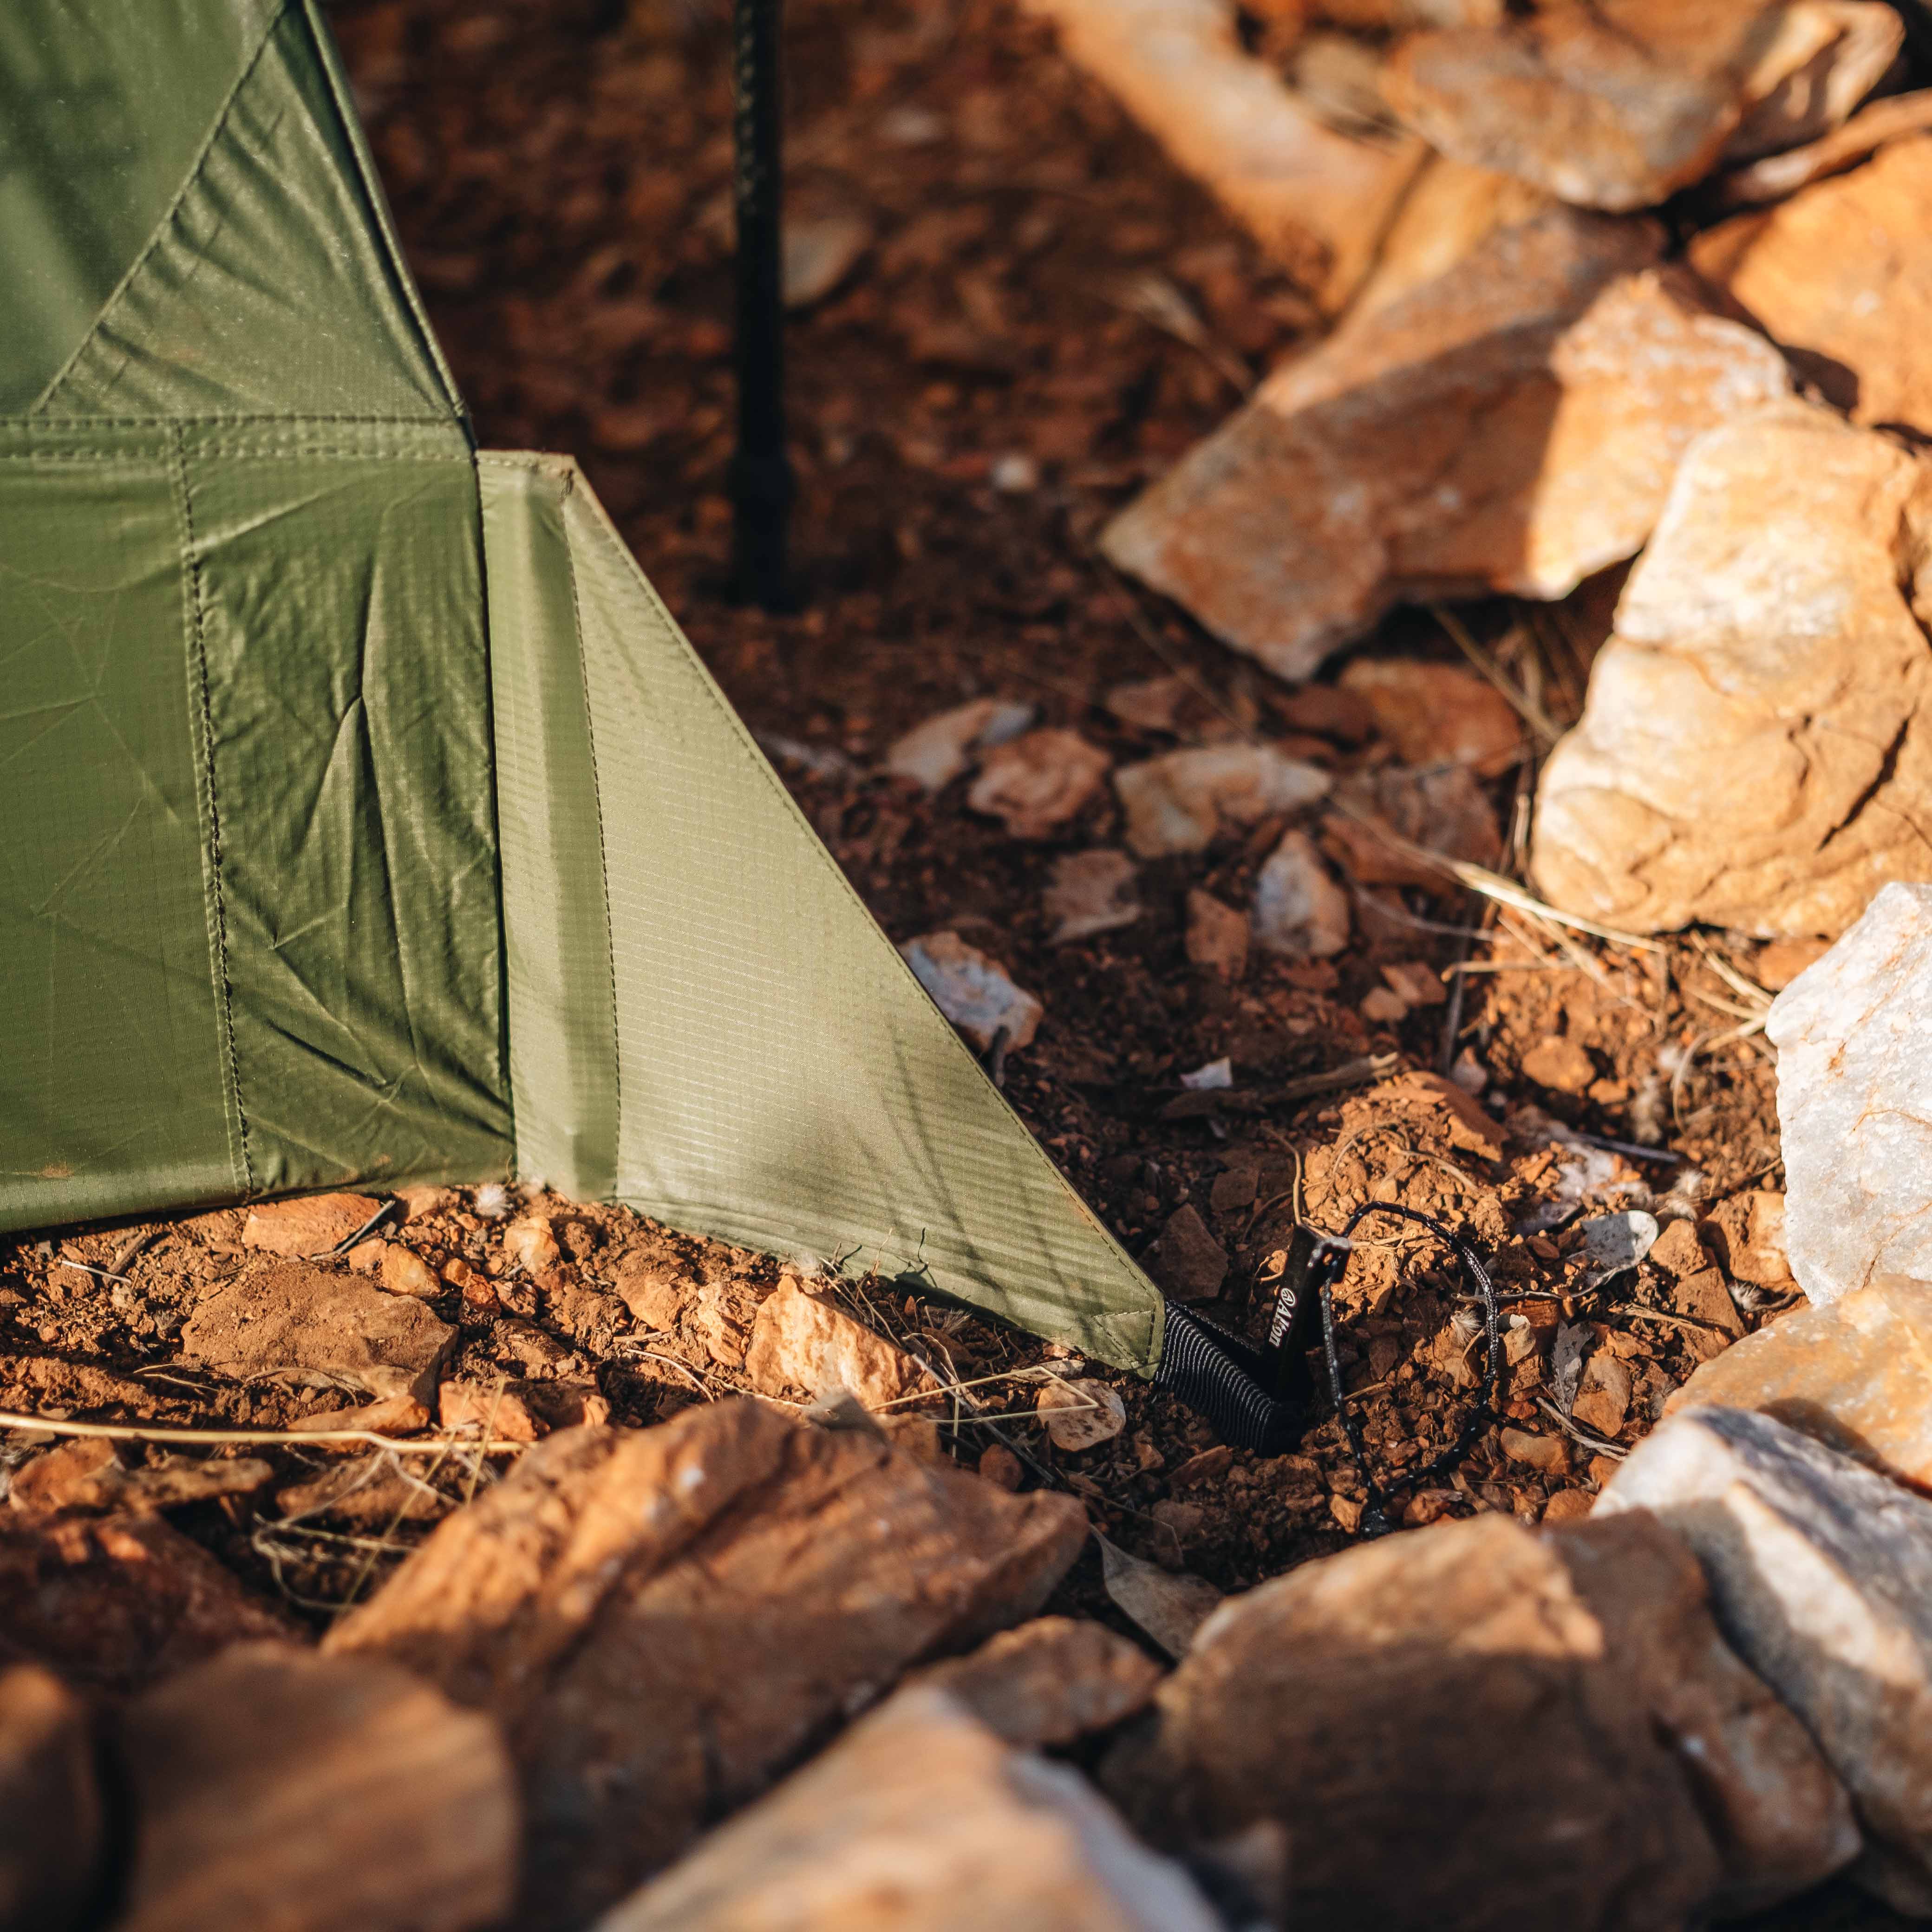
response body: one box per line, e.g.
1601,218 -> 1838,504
0,0 -> 1166,1375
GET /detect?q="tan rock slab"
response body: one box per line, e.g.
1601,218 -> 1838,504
1184,888 -> 1249,981
1709,85 -> 1932,209
179,1260 -> 456,1405
1703,1189 -> 1797,1292
1664,1275 -> 1932,1484
966,728 -> 1111,838
898,930 -> 1044,1053
1693,136 -> 1932,436
1573,1352 -> 1632,1438
1382,0 -> 1791,210
1351,150 -> 1556,318
1022,0 -> 1425,313
593,1685 -> 1221,1932
1102,1508 -> 1854,1927
379,1243 -> 439,1299
9,1441 -> 271,1519
0,1664 -> 101,1932
1601,1407 -> 1932,1911
744,1275 -> 939,1410
1114,743 -> 1329,858
327,1404 -> 1089,1929
0,1514 -> 294,1698
1142,1204 -> 1228,1302
1036,1378 -> 1128,1452
908,1617 -> 1163,1749
241,1192 -> 382,1257
289,1391 -> 431,1439
1253,829 -> 1350,959
885,698 -> 1035,792
1724,1 -> 1904,165
276,1454 -> 450,1529
1338,659 -> 1522,777
1103,213 -> 1789,678
1044,849 -> 1142,944
114,1644 -> 516,1932
1532,401 -> 1932,938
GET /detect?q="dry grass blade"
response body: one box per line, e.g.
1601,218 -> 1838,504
1428,602 -> 1563,749
0,1410 -> 530,1454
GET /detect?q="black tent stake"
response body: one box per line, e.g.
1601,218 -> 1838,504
729,0 -> 794,611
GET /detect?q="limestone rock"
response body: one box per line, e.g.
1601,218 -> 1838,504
1021,0 -> 1424,313
0,1665 -> 101,1932
1382,0 -> 1792,211
241,1192 -> 381,1257
327,1404 -> 1089,1928
1724,2 -> 1904,165
966,729 -> 1111,839
592,1686 -> 1221,1932
1692,136 -> 1932,438
1113,743 -> 1329,858
1351,151 -> 1556,318
744,1275 -> 939,1411
1103,214 -> 1790,678
379,1243 -> 439,1299
1769,886 -> 1932,1299
1044,849 -> 1142,944
1102,1508 -> 1855,1928
8,1440 -> 271,1519
1338,659 -> 1522,777
1253,829 -> 1350,960
1710,86 -> 1932,210
899,931 -> 1043,1054
1664,1276 -> 1932,1484
1532,405 -> 1932,938
179,1260 -> 456,1405
1036,1378 -> 1128,1452
885,698 -> 1035,792
1184,888 -> 1249,981
1703,1188 -> 1796,1293
1142,1205 -> 1228,1302
908,1617 -> 1164,1749
1600,1406 -> 1932,1911
0,1514 -> 294,1698
114,1644 -> 516,1932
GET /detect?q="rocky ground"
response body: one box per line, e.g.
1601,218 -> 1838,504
7,0 -> 1932,1927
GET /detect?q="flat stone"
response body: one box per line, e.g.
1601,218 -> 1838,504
1103,213 -> 1789,678
907,1617 -> 1163,1749
114,1644 -> 516,1932
592,1685 -> 1221,1932
744,1275 -> 939,1411
0,1514 -> 294,1698
1184,888 -> 1249,981
1142,1204 -> 1228,1302
1337,659 -> 1521,777
1501,1426 -> 1572,1475
276,1454 -> 450,1529
1043,849 -> 1142,944
1692,135 -> 1932,436
327,1404 -> 1089,1929
1723,1 -> 1905,165
966,729 -> 1111,838
8,1441 -> 271,1519
242,1192 -> 382,1257
1531,404 -> 1932,938
1113,744 -> 1330,858
379,1244 -> 440,1299
1703,1189 -> 1797,1292
1382,0 -> 1790,210
1664,1276 -> 1932,1484
1021,0 -> 1424,313
1351,150 -> 1556,318
885,698 -> 1035,792
1710,86 -> 1932,210
1768,886 -> 1932,1299
502,1217 -> 561,1273
898,931 -> 1044,1054
1323,763 -> 1500,890
1573,1351 -> 1632,1437
0,1664 -> 101,1932
1035,1378 -> 1128,1452
179,1260 -> 456,1406
1600,1406 -> 1932,1911
1521,1034 -> 1593,1095
612,1260 -> 685,1332
1102,1508 -> 1855,1926
1252,829 -> 1351,960
289,1392 -> 431,1439
782,208 -> 873,309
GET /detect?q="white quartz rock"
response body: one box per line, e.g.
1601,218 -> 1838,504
1767,883 -> 1932,1305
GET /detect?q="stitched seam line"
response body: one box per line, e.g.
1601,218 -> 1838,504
30,2 -> 291,415
556,470 -> 623,1195
173,426 -> 254,1195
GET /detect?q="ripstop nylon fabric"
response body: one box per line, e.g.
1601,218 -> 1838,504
0,0 -> 1168,1377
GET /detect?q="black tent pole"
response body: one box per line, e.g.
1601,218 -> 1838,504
729,0 -> 794,611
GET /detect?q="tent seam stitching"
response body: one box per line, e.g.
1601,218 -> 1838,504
559,473 -> 1162,1373
28,1 -> 291,417
556,468 -> 624,1194
172,427 -> 255,1196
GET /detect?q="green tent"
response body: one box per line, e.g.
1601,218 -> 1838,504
0,0 -> 1181,1383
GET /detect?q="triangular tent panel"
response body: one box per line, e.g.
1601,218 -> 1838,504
0,0 -> 1165,1377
